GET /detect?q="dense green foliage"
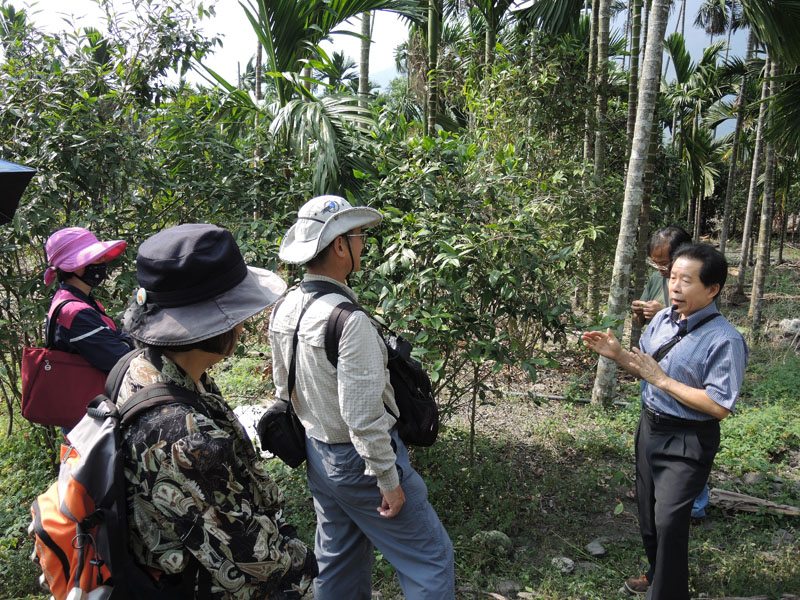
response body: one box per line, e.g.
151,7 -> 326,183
0,1 -> 312,440
0,423 -> 54,596
1,0 -> 799,597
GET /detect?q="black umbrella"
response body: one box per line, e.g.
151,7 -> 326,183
0,159 -> 36,225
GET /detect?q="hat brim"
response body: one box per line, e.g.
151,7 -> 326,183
124,266 -> 287,346
61,239 -> 127,272
279,206 -> 382,265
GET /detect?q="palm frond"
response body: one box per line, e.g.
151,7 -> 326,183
702,98 -> 736,130
697,40 -> 727,70
470,0 -> 516,27
766,67 -> 800,151
513,0 -> 585,36
695,0 -> 730,37
739,0 -> 800,65
664,33 -> 695,84
241,0 -> 422,105
269,94 -> 379,194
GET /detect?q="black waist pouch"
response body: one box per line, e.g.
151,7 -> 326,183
257,399 -> 306,468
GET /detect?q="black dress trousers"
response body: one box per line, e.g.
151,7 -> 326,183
635,409 -> 720,600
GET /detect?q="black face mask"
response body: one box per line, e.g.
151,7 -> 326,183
78,263 -> 108,287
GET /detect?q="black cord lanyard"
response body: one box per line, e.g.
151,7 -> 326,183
651,312 -> 720,362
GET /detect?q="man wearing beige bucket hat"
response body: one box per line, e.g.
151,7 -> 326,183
269,196 -> 455,599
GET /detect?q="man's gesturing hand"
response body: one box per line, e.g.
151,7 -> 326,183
378,484 -> 406,518
581,328 -> 623,362
631,347 -> 667,386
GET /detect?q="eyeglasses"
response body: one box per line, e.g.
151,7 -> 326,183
346,233 -> 368,242
646,259 -> 671,272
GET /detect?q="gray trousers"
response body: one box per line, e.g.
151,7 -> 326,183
305,429 -> 455,600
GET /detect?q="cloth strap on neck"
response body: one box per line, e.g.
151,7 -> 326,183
651,312 -> 720,362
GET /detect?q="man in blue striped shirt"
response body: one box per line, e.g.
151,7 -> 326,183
583,243 -> 748,600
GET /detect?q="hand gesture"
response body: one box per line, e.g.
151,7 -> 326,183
641,300 -> 664,320
630,347 -> 666,386
581,328 -> 623,362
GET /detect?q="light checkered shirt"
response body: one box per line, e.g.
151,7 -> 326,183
268,275 -> 400,491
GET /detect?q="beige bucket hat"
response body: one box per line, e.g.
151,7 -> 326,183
279,195 -> 382,265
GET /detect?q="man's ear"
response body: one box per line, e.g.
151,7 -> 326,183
333,235 -> 346,257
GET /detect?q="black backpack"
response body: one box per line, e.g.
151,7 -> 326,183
302,281 -> 439,447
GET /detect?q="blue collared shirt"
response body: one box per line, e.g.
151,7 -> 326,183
639,301 -> 749,421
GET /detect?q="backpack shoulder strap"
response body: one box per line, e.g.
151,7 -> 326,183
324,302 -> 366,368
286,289 -> 330,401
118,383 -> 209,427
104,348 -> 146,398
105,381 -> 213,599
323,302 -> 400,422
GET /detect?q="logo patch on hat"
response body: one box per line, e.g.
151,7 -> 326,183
321,200 -> 340,214
136,287 -> 147,306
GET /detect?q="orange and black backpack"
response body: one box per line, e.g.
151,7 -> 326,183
29,349 -> 211,600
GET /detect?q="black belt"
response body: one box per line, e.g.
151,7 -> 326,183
644,405 -> 718,430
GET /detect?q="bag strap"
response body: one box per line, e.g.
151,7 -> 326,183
323,298 -> 395,369
286,287 -> 330,402
301,280 -> 379,330
323,301 -> 399,421
45,299 -> 77,349
46,295 -> 106,348
118,383 -> 210,426
303,279 -> 392,367
104,348 -> 147,398
106,380 -> 211,600
651,313 -> 721,362
325,302 -> 365,368
294,281 -> 399,421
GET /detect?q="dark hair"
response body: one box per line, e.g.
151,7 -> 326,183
671,243 -> 728,296
305,231 -> 351,270
152,327 -> 241,357
647,226 -> 692,259
56,268 -> 75,283
305,242 -> 334,270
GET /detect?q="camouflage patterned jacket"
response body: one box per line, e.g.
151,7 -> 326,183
118,348 -> 316,599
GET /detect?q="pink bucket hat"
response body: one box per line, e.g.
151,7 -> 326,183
44,227 -> 126,285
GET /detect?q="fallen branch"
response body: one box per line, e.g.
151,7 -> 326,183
709,488 -> 800,517
485,385 -> 630,408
